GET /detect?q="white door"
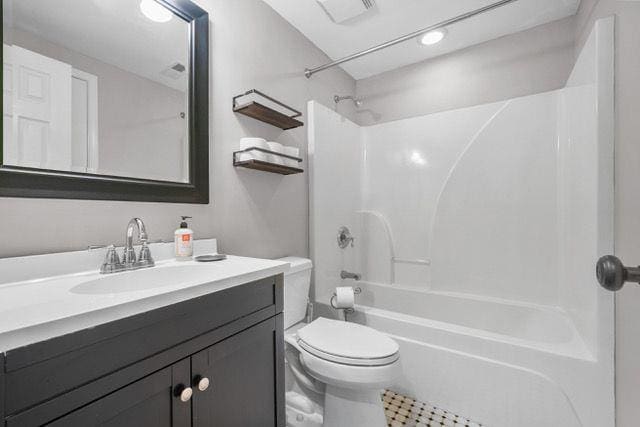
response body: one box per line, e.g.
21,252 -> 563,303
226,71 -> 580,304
71,69 -> 99,173
3,45 -> 13,164
3,44 -> 72,171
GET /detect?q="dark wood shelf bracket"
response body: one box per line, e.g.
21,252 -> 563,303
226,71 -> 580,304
232,89 -> 304,130
233,147 -> 304,176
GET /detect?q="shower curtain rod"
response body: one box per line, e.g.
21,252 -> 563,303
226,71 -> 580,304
304,0 -> 520,78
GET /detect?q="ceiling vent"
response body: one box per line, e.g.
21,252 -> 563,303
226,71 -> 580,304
160,62 -> 186,80
316,0 -> 375,24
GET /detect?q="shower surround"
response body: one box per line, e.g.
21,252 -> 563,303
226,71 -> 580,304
309,18 -> 614,427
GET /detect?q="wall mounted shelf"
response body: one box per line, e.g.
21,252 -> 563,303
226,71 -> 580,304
233,147 -> 304,176
233,89 -> 303,130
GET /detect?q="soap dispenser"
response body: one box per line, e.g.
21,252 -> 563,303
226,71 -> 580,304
175,216 -> 194,260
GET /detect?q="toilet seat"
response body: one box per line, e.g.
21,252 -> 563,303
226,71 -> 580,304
297,318 -> 399,367
299,345 -> 401,390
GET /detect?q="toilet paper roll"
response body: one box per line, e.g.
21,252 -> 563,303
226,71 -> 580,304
267,141 -> 284,165
283,146 -> 300,167
239,137 -> 268,161
334,286 -> 355,309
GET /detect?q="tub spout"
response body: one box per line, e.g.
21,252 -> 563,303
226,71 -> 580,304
340,270 -> 361,281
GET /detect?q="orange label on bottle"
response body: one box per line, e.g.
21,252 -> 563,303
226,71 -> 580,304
182,234 -> 191,242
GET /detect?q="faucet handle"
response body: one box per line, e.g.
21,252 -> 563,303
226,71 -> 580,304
105,245 -> 120,263
137,242 -> 155,267
100,245 -> 122,274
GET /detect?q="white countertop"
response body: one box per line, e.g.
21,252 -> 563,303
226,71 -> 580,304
0,240 -> 290,352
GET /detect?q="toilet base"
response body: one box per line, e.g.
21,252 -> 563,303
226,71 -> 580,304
323,385 -> 386,427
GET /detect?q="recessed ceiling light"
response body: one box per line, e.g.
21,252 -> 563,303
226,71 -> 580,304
418,28 -> 447,46
140,0 -> 173,23
410,150 -> 427,166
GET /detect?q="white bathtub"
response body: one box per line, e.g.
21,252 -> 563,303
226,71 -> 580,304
338,281 -> 612,427
354,281 -> 589,358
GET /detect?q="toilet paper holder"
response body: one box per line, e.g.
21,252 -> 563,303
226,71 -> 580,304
330,287 -> 361,312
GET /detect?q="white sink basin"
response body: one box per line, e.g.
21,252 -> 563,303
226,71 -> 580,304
71,264 -> 214,294
0,239 -> 291,352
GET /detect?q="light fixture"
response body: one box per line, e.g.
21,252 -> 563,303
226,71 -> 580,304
418,28 -> 447,46
140,0 -> 173,23
410,151 -> 427,166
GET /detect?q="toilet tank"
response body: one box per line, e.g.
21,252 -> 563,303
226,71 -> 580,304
278,257 -> 313,329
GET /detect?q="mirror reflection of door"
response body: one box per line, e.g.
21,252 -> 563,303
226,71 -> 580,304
2,44 -> 98,173
2,0 -> 190,183
71,68 -> 99,174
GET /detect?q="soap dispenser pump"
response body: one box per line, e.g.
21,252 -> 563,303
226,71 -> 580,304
175,216 -> 194,260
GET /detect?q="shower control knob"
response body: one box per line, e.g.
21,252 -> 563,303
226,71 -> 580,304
337,226 -> 355,249
596,255 -> 640,291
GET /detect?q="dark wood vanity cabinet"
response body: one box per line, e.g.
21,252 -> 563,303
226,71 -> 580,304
0,275 -> 285,427
47,359 -> 192,427
191,320 -> 281,427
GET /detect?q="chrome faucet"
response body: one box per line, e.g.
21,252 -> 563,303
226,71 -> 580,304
100,218 -> 155,274
340,270 -> 361,281
123,218 -> 152,266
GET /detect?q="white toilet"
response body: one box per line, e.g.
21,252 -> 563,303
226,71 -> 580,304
280,257 -> 401,427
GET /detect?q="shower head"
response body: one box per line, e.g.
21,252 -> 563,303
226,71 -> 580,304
334,95 -> 363,108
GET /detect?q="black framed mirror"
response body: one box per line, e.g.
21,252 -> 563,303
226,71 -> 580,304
0,0 -> 209,203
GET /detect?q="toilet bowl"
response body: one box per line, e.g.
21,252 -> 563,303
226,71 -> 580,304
294,317 -> 400,427
279,257 -> 401,427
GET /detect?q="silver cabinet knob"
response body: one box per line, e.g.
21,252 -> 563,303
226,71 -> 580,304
179,386 -> 193,402
197,376 -> 210,392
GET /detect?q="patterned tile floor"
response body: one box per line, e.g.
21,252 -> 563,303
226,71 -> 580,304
382,390 -> 484,427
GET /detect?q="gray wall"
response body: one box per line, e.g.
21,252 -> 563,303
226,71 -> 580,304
573,1 -> 640,426
0,0 -> 356,259
355,17 -> 576,125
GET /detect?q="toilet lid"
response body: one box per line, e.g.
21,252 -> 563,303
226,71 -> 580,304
297,318 -> 399,366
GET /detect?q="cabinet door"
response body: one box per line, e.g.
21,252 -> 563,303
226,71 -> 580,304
192,317 -> 283,427
46,358 -> 191,427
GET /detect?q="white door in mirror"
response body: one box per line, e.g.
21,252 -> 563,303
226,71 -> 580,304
4,45 -> 72,171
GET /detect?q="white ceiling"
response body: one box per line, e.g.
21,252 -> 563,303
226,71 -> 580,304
263,0 -> 581,80
3,0 -> 189,91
